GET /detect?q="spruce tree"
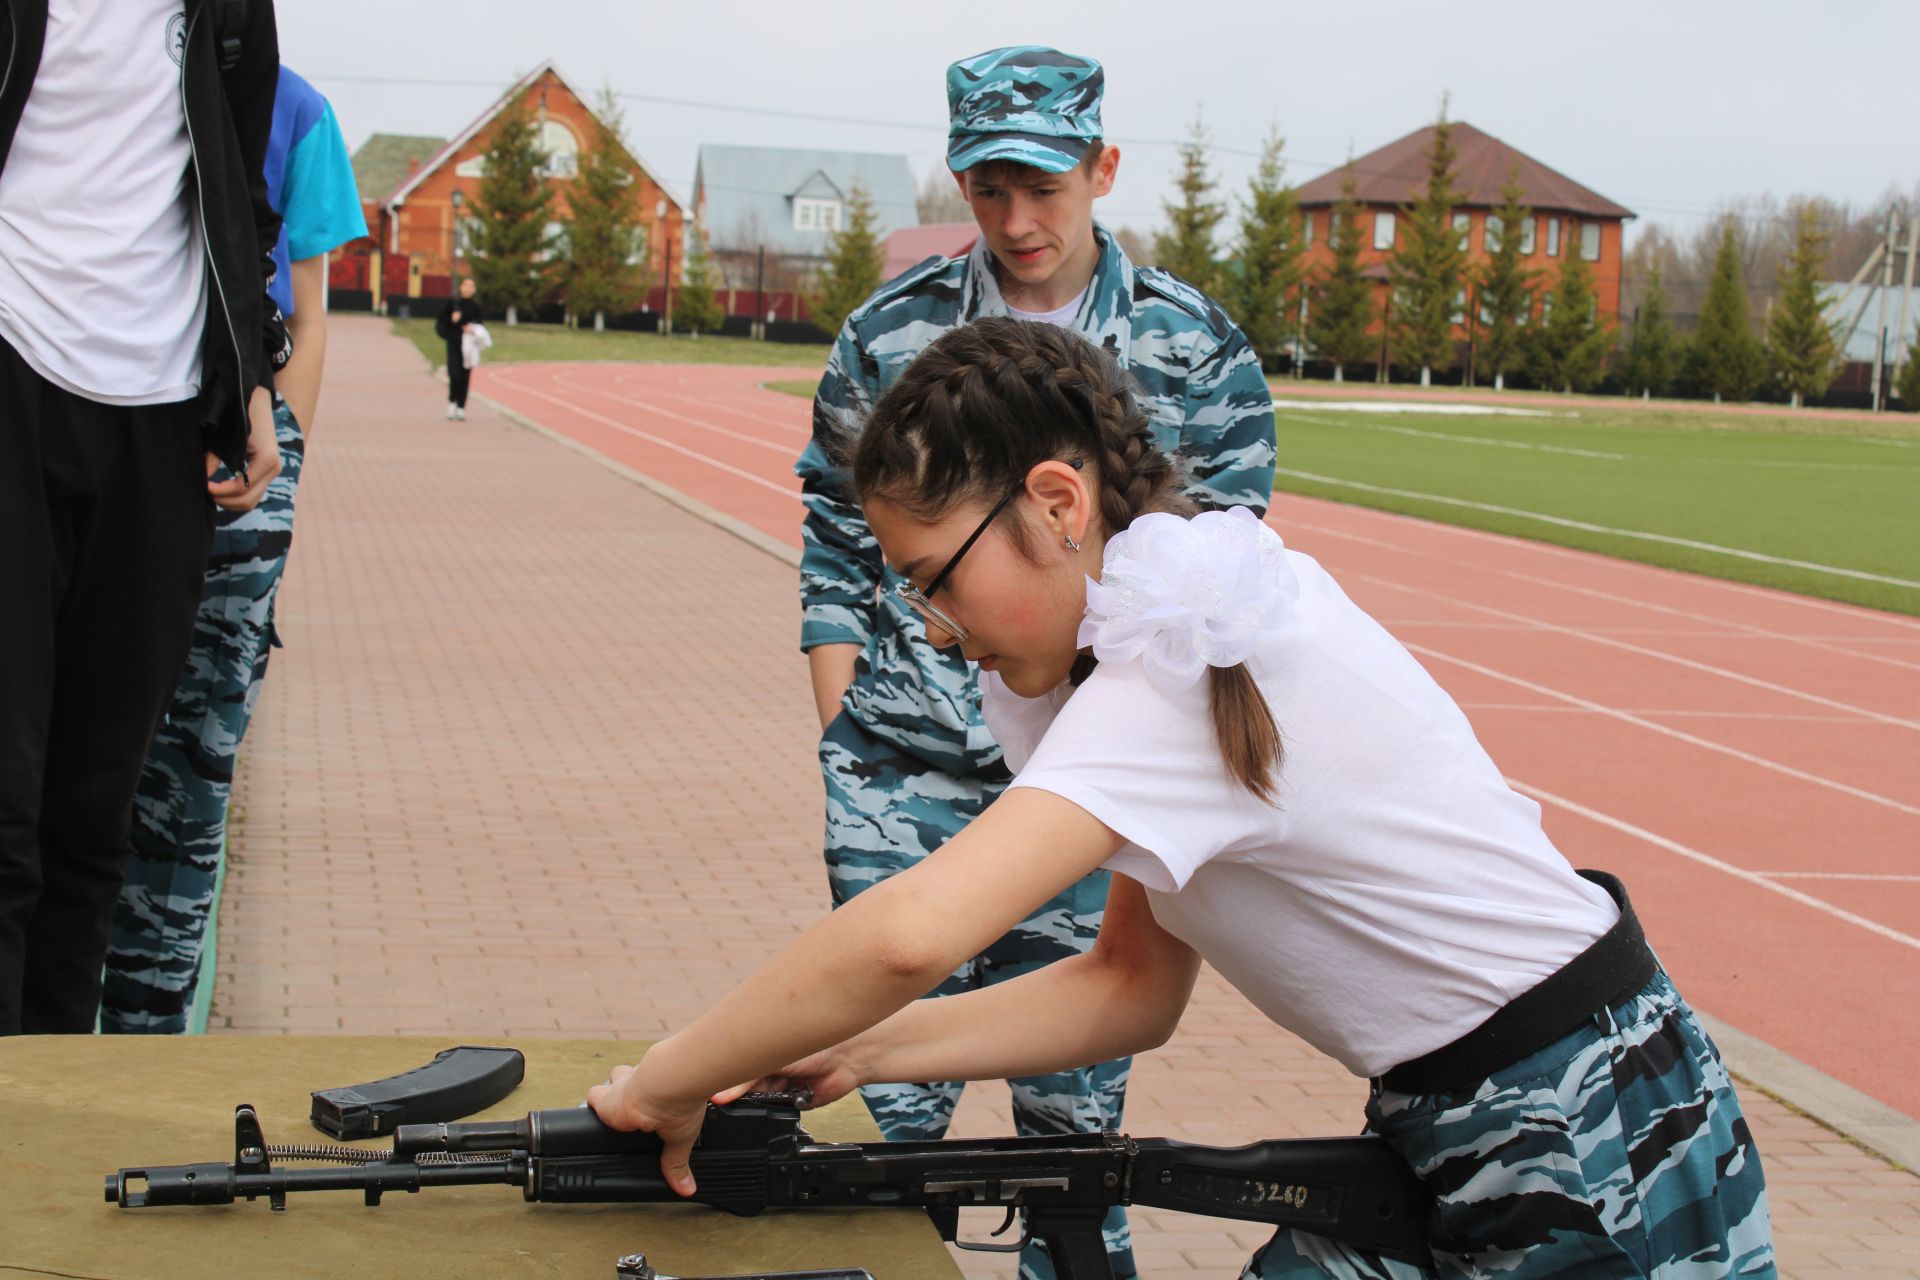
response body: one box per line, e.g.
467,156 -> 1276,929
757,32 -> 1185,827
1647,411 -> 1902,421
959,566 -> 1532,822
807,180 -> 885,338
1898,341 -> 1920,412
1686,222 -> 1766,403
1767,204 -> 1840,409
1387,114 -> 1467,385
1153,110 -> 1225,296
1227,128 -> 1304,371
467,90 -> 556,325
1619,266 -> 1681,399
1306,165 -> 1378,382
562,91 -> 647,331
674,223 -> 724,337
1527,243 -> 1612,392
1475,165 -> 1535,391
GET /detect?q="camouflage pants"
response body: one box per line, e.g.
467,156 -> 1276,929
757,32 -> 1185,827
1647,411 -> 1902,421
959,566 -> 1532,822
819,710 -> 1135,1280
1246,971 -> 1775,1279
99,403 -> 305,1034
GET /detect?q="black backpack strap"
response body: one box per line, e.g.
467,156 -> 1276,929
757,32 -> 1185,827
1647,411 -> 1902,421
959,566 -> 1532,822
215,0 -> 248,72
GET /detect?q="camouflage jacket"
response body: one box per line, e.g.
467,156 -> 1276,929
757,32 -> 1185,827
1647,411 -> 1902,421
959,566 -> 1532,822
796,226 -> 1276,774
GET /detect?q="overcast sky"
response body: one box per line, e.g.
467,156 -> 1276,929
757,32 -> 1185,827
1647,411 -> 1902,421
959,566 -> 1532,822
283,0 -> 1918,243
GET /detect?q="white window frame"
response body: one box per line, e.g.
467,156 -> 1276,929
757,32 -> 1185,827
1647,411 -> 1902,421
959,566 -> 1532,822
1453,212 -> 1471,252
1546,216 -> 1561,257
1519,217 -> 1536,255
1373,210 -> 1396,251
1301,212 -> 1313,247
1580,221 -> 1602,262
1484,218 -> 1502,255
793,198 -> 842,233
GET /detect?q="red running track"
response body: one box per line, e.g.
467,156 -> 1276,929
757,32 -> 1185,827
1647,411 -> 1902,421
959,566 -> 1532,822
480,361 -> 1920,1118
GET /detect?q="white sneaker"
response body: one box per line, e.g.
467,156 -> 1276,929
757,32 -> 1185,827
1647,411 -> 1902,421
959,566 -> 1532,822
455,406 -> 467,420
445,404 -> 458,419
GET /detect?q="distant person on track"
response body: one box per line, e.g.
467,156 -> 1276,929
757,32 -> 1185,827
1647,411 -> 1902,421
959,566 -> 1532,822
100,64 -> 367,1034
590,318 -> 1777,1280
791,46 -> 1277,1280
0,0 -> 286,1036
437,276 -> 481,419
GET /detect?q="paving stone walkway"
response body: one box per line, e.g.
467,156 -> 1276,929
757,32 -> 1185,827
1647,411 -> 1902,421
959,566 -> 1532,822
216,317 -> 1920,1278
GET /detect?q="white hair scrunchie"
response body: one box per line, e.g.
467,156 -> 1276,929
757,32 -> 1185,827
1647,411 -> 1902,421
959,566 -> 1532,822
1078,507 -> 1297,692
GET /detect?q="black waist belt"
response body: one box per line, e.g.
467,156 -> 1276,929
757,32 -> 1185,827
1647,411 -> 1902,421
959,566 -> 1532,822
1376,870 -> 1659,1096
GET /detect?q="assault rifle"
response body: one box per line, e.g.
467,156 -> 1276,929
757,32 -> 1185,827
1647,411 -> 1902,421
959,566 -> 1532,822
107,1092 -> 1432,1280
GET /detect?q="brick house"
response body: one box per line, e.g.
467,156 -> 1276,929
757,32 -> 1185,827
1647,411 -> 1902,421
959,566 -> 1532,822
347,62 -> 685,311
1294,122 -> 1634,365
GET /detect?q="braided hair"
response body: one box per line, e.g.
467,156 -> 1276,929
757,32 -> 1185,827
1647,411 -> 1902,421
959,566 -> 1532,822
851,316 -> 1283,801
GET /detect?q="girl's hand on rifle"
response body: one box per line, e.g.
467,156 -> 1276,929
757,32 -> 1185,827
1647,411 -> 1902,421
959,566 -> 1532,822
713,1041 -> 867,1110
586,1059 -> 707,1197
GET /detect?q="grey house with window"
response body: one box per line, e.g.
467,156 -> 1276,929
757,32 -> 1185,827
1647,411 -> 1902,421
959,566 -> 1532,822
692,144 -> 916,264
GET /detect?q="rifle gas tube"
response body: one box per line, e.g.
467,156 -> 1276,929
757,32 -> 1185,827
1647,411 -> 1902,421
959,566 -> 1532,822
108,1094 -> 1433,1280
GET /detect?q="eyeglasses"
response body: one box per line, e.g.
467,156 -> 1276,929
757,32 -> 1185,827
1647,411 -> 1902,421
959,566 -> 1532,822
891,459 -> 1082,645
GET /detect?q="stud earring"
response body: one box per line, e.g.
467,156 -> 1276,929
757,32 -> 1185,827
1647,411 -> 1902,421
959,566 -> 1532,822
1064,532 -> 1082,553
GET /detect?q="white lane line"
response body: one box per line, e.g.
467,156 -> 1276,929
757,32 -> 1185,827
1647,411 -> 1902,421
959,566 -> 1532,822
1761,872 -> 1920,882
488,375 -> 799,501
1276,411 -> 1626,460
1278,409 -> 1910,471
1461,704 -> 1866,723
1408,642 -> 1920,818
549,371 -> 797,457
1276,469 -> 1920,592
1285,514 -> 1920,674
606,371 -> 812,438
1510,780 -> 1920,953
1276,491 -> 1920,634
1354,573 -> 1920,732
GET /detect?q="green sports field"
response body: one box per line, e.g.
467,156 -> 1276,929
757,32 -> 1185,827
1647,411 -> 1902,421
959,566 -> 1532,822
1266,400 -> 1920,615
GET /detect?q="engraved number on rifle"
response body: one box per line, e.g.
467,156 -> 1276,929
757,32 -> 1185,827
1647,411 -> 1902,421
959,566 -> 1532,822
1248,1181 -> 1311,1209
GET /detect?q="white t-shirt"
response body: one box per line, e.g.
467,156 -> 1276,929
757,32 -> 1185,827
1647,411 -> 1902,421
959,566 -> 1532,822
982,514 -> 1617,1079
0,0 -> 208,405
1006,283 -> 1090,328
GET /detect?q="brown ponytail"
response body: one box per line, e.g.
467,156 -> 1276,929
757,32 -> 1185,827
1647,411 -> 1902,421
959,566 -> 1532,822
1208,665 -> 1283,803
852,316 -> 1283,802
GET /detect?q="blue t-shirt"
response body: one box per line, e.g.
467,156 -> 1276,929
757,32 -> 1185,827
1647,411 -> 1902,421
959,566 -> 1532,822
264,67 -> 367,317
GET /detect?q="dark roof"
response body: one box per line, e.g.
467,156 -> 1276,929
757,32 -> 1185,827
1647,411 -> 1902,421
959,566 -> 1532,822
351,134 -> 448,206
1295,122 -> 1633,221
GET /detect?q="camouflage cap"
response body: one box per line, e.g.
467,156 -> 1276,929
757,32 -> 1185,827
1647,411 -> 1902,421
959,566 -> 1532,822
946,46 -> 1104,175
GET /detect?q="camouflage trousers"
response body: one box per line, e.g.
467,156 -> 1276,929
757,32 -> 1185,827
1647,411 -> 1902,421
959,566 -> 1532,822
1247,971 -> 1775,1279
99,403 -> 305,1034
819,710 -> 1135,1280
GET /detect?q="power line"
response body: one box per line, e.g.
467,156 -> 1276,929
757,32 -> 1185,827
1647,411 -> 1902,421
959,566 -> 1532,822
311,69 -> 1744,224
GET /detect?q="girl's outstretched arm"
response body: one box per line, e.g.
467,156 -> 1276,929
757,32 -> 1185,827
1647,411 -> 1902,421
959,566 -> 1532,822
587,787 -> 1139,1188
742,871 -> 1200,1108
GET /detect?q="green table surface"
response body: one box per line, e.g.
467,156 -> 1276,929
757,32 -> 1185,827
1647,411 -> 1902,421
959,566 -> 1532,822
0,1035 -> 963,1280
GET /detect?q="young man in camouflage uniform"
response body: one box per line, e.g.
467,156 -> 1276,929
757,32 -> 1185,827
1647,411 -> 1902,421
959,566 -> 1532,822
795,47 -> 1276,1280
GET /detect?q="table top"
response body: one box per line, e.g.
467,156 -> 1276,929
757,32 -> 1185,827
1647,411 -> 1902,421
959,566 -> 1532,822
0,1035 -> 962,1280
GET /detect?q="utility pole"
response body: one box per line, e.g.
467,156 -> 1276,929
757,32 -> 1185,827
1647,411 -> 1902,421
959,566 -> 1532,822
754,246 -> 766,342
1895,213 -> 1918,403
1869,208 -> 1899,411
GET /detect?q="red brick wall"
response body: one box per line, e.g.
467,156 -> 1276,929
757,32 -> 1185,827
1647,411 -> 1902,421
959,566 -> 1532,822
1296,203 -> 1628,341
376,70 -> 685,294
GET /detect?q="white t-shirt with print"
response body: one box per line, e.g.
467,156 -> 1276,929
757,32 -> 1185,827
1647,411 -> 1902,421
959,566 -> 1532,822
981,517 -> 1617,1080
0,0 -> 208,405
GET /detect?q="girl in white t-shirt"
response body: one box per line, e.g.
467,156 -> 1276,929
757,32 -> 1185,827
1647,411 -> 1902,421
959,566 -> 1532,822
590,318 -> 1775,1278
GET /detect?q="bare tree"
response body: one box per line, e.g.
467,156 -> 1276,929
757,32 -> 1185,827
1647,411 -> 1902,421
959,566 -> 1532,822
1113,226 -> 1156,268
915,165 -> 972,224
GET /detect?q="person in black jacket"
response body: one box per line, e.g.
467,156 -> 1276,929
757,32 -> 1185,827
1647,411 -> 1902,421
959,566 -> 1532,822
0,0 -> 286,1034
435,276 -> 481,419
